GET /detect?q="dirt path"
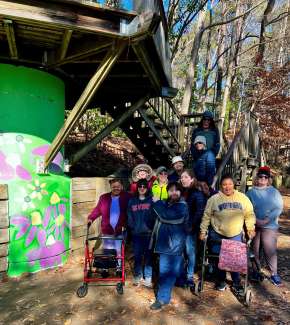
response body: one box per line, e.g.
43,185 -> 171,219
0,196 -> 289,325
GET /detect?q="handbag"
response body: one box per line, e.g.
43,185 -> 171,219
218,239 -> 248,274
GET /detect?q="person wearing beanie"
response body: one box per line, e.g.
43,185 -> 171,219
152,166 -> 169,201
168,156 -> 185,182
129,164 -> 156,194
127,179 -> 155,287
190,111 -> 220,159
246,166 -> 283,286
192,135 -> 216,187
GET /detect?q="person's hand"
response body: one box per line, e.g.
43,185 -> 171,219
247,230 -> 256,239
152,196 -> 159,203
199,233 -> 206,241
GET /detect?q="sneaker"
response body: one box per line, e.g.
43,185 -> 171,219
232,283 -> 244,295
270,274 -> 282,286
150,300 -> 164,310
187,278 -> 195,288
216,281 -> 227,291
143,277 -> 153,288
133,276 -> 142,286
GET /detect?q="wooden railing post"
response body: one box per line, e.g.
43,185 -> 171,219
0,184 -> 9,280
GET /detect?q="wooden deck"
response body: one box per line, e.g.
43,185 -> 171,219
0,0 -> 172,106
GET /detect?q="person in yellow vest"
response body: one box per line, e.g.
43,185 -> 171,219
199,174 -> 256,292
152,166 -> 168,201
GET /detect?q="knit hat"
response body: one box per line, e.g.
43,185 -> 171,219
131,164 -> 153,182
156,166 -> 168,175
171,156 -> 184,165
202,111 -> 214,120
257,166 -> 271,178
194,135 -> 207,147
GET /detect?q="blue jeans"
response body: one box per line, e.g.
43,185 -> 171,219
157,254 -> 183,304
209,229 -> 241,285
132,234 -> 152,279
185,233 -> 197,280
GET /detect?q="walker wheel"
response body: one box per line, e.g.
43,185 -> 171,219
116,282 -> 124,295
194,281 -> 203,295
245,289 -> 252,307
77,283 -> 88,298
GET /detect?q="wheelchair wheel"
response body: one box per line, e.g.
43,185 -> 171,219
116,282 -> 124,295
77,283 -> 88,298
245,289 -> 252,307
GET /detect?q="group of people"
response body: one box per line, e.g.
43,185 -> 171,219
87,111 -> 284,310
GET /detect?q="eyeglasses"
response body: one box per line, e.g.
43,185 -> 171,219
138,185 -> 147,189
258,175 -> 269,179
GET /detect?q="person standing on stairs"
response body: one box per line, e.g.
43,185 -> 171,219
190,110 -> 220,159
192,135 -> 216,189
246,166 -> 284,286
152,166 -> 169,201
130,164 -> 156,195
168,156 -> 185,182
87,178 -> 131,276
180,169 -> 207,289
127,179 -> 155,288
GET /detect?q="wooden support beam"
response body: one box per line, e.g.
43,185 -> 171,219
70,95 -> 149,165
0,1 -> 122,37
132,42 -> 161,92
44,41 -> 126,169
138,107 -> 175,157
3,19 -> 18,59
59,29 -> 73,60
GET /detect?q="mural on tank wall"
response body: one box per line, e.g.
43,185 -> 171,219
0,132 -> 71,277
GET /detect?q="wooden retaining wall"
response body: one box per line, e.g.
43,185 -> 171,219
0,184 -> 9,279
71,177 -> 111,254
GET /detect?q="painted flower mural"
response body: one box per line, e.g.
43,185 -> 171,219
0,133 -> 71,277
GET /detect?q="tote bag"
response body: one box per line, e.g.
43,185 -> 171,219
218,239 -> 248,274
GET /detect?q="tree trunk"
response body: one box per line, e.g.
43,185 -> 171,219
179,9 -> 207,115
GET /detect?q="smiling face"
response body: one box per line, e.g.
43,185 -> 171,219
137,184 -> 148,196
158,171 -> 168,183
173,161 -> 184,173
137,170 -> 148,179
257,174 -> 269,187
195,142 -> 205,151
110,181 -> 123,196
180,171 -> 194,188
220,178 -> 235,196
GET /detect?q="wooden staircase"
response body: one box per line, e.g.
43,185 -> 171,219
106,97 -> 182,167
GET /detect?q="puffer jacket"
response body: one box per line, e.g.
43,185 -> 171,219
183,187 -> 207,233
193,149 -> 216,187
152,199 -> 190,255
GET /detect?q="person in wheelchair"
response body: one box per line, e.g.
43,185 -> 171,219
87,178 -> 130,276
199,174 -> 256,291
